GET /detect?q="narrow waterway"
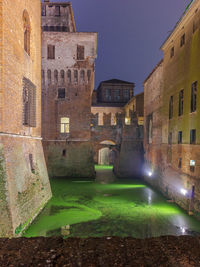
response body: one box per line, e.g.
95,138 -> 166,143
24,166 -> 200,238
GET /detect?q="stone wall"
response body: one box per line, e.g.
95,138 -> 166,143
0,0 -> 51,237
43,140 -> 95,178
41,4 -> 97,178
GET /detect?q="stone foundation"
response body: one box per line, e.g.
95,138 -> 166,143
0,135 -> 52,237
144,160 -> 200,218
43,141 -> 95,178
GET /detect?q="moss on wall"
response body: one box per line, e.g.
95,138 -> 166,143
47,142 -> 95,178
0,144 -> 12,237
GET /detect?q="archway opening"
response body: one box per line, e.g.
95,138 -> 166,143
98,140 -> 116,165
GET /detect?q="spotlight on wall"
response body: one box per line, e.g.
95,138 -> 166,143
180,227 -> 186,234
180,188 -> 187,196
148,171 -> 153,177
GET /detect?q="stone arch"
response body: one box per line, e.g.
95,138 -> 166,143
80,70 -> 85,83
74,70 -> 78,83
47,69 -> 51,85
87,70 -> 91,82
23,10 -> 31,55
67,69 -> 71,83
60,70 -> 65,85
54,70 -> 58,84
97,140 -> 116,165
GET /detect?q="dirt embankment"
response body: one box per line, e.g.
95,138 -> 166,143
0,236 -> 200,267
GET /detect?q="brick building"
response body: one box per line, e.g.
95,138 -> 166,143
91,79 -> 134,165
0,0 -> 51,237
41,0 -> 97,177
144,0 -> 200,214
91,80 -> 143,176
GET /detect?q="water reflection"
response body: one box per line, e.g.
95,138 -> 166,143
23,169 -> 200,239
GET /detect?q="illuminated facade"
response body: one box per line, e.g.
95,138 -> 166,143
41,0 -> 97,177
144,0 -> 200,214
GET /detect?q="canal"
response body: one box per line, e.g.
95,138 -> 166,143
24,166 -> 200,238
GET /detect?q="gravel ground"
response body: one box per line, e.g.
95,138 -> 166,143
0,236 -> 200,266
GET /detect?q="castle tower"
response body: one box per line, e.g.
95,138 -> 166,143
0,0 -> 52,237
41,1 -> 97,177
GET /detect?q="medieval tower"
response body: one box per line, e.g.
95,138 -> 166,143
0,0 -> 52,237
41,0 -> 97,177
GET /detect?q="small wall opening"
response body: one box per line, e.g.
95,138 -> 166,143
62,149 -> 66,157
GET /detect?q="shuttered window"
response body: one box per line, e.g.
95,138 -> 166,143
77,45 -> 84,60
47,45 -> 55,59
22,77 -> 36,127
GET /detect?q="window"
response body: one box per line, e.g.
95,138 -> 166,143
74,70 -> 78,83
67,70 -> 71,83
55,6 -> 60,16
47,69 -> 51,85
190,160 -> 195,172
23,10 -> 30,56
60,117 -> 69,133
170,47 -> 174,58
58,88 -> 65,99
105,89 -> 111,101
41,5 -> 46,16
178,131 -> 182,144
178,89 -> 184,116
191,81 -> 197,112
169,96 -> 173,119
87,70 -> 91,82
47,45 -> 55,59
77,45 -> 84,60
168,132 -> 172,145
190,129 -> 196,144
125,117 -> 131,125
60,70 -> 65,84
54,70 -> 58,84
178,158 -> 182,169
80,70 -> 85,83
180,34 -> 185,47
123,89 -> 129,100
114,89 -> 121,101
22,77 -> 36,127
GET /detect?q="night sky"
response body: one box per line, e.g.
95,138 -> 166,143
52,0 -> 190,94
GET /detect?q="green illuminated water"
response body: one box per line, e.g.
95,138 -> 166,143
24,166 -> 200,238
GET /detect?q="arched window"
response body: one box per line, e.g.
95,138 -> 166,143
60,70 -> 65,84
67,70 -> 71,83
74,70 -> 78,83
80,70 -> 85,83
87,70 -> 91,82
54,70 -> 58,84
23,10 -> 31,55
47,70 -> 51,85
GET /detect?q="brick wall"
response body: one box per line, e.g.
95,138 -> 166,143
0,0 -> 51,237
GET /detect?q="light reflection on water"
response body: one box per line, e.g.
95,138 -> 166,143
23,171 -> 200,239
